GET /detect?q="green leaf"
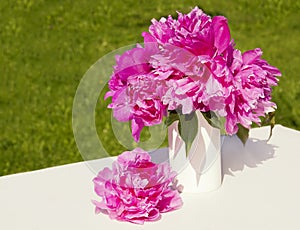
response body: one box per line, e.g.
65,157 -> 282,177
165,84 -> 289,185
261,111 -> 276,141
202,111 -> 227,135
236,124 -> 249,145
165,110 -> 180,127
178,112 -> 198,157
268,113 -> 276,141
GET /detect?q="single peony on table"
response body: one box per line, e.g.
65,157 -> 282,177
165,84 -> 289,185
92,148 -> 183,224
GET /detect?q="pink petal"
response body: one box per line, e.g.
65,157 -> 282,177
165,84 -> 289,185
212,16 -> 231,54
131,118 -> 144,142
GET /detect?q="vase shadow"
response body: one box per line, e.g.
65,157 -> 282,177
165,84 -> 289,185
149,135 -> 277,184
150,147 -> 169,164
221,135 -> 277,179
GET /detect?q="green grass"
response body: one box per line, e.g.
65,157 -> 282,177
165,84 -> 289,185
1,0 -> 300,176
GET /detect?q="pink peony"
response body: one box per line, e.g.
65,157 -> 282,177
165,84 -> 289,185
148,6 -> 231,57
105,36 -> 168,142
92,148 -> 183,224
147,7 -> 233,115
224,48 -> 281,134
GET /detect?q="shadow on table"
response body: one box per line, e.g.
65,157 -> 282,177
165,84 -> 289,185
221,136 -> 277,179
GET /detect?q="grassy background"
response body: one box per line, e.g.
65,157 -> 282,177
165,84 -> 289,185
1,0 -> 299,176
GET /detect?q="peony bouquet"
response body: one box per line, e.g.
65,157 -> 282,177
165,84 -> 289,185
105,6 -> 281,151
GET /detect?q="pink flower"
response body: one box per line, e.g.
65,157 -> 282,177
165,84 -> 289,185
147,7 -> 233,115
224,48 -> 281,134
105,36 -> 168,142
92,148 -> 183,224
148,6 -> 231,57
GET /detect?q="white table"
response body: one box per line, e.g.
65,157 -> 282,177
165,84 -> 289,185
1,125 -> 300,229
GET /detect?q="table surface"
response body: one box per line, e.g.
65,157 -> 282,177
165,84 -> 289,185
1,125 -> 300,229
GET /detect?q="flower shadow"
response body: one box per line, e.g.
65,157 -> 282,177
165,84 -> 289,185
221,135 -> 277,178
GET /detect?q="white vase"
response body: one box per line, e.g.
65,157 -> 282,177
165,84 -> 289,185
168,110 -> 222,193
